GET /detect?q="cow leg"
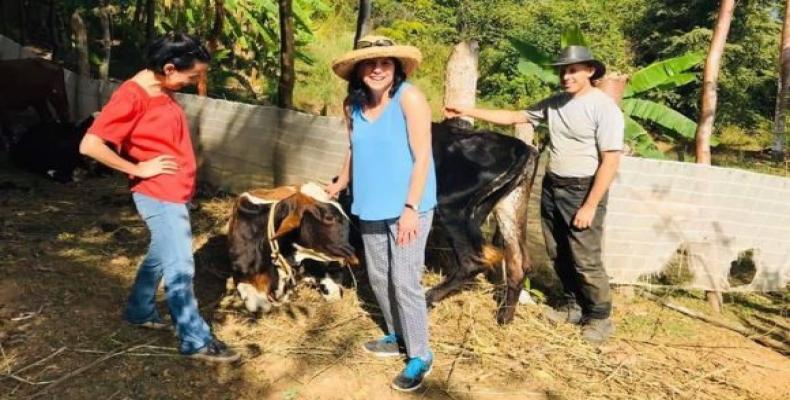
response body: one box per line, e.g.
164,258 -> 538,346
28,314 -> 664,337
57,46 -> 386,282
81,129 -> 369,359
425,215 -> 499,306
493,183 -> 533,324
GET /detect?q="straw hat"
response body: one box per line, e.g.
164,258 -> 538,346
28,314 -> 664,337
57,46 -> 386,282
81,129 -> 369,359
331,35 -> 422,81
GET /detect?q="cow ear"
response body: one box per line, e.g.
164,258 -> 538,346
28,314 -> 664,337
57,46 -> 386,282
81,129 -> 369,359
271,211 -> 302,239
270,193 -> 310,239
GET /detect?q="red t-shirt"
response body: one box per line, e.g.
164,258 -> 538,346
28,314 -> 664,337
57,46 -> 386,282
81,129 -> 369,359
88,81 -> 197,203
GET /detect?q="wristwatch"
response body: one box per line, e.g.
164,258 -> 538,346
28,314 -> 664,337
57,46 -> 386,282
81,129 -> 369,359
404,203 -> 417,211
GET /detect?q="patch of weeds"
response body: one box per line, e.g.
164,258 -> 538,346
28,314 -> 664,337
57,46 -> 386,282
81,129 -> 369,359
640,245 -> 694,286
618,312 -> 697,338
282,387 -> 300,400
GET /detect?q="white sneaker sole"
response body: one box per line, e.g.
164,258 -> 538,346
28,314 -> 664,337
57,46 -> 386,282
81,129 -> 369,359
391,366 -> 432,392
361,343 -> 403,358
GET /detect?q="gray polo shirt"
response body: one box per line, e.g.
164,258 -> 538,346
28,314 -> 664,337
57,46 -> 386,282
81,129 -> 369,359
525,88 -> 624,178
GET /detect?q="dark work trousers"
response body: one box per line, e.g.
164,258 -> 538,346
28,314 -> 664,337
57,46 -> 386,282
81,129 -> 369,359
540,173 -> 612,319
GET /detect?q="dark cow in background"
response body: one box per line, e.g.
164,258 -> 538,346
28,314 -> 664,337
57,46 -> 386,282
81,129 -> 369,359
0,58 -> 71,124
9,116 -> 102,182
227,184 -> 359,314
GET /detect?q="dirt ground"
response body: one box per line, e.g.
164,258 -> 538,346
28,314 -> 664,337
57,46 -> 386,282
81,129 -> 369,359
1,165 -> 789,400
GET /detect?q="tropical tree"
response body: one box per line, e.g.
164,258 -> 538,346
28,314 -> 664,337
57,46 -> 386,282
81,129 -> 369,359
354,0 -> 371,45
511,30 -> 704,159
278,0 -> 295,108
695,0 -> 736,165
773,0 -> 790,161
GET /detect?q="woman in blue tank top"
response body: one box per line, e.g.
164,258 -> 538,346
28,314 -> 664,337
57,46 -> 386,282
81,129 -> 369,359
326,35 -> 436,392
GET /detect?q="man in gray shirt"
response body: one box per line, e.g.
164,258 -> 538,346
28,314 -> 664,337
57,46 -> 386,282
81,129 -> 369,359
445,46 -> 624,344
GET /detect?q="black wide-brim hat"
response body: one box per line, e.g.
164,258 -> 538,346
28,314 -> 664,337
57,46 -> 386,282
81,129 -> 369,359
549,45 -> 606,81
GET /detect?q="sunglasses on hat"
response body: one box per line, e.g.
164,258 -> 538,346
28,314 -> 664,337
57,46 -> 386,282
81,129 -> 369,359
354,39 -> 395,49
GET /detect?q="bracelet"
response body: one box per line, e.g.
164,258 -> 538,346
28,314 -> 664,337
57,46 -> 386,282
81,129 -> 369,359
404,203 -> 417,211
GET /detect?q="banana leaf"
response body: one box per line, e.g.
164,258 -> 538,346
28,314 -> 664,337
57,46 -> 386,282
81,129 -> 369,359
622,98 -> 697,140
561,25 -> 588,48
625,53 -> 703,97
624,115 -> 665,159
650,73 -> 698,94
509,37 -> 554,66
517,60 -> 559,85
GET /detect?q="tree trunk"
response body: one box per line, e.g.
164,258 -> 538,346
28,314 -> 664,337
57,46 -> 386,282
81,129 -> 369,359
145,0 -> 155,45
71,9 -> 89,77
354,0 -> 371,45
55,4 -> 71,62
98,2 -> 112,81
0,1 -> 6,40
277,0 -> 295,109
133,0 -> 144,25
198,0 -> 225,97
695,0 -> 735,165
208,0 -> 224,52
18,0 -> 26,44
772,0 -> 790,162
48,0 -> 58,56
443,40 -> 479,129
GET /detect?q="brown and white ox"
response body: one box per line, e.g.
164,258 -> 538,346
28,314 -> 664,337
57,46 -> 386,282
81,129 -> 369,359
227,120 -> 540,324
227,183 -> 359,313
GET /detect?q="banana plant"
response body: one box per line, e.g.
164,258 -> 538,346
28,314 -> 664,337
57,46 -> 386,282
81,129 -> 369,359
156,0 -> 323,99
510,32 -> 706,158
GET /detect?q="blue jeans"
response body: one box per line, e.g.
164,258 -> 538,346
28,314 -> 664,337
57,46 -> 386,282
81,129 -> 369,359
127,192 -> 213,354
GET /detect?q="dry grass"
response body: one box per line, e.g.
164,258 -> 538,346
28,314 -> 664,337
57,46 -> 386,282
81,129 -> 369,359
1,163 -> 789,400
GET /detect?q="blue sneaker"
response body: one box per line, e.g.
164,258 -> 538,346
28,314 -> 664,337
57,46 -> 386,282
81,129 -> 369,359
392,352 -> 433,392
362,334 -> 404,357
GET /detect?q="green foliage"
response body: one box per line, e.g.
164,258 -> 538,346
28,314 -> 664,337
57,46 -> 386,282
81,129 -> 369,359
6,0 -> 780,157
20,0 -> 328,102
561,25 -> 588,48
625,0 -> 782,131
622,99 -> 696,141
625,53 -> 704,96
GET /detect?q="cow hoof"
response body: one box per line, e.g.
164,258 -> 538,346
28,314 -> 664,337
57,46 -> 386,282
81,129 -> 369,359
496,307 -> 516,325
424,289 -> 437,307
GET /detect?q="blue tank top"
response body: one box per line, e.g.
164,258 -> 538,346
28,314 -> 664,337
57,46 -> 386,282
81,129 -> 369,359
350,82 -> 437,220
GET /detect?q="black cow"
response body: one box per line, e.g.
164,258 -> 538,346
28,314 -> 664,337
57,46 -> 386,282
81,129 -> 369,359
429,119 -> 539,324
9,116 -> 98,182
344,119 -> 539,324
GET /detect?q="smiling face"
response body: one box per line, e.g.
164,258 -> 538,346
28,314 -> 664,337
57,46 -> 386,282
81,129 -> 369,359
357,57 -> 396,93
161,61 -> 209,91
559,63 -> 596,96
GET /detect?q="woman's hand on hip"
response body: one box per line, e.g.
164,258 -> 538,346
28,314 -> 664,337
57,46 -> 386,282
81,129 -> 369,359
397,208 -> 419,247
134,154 -> 178,178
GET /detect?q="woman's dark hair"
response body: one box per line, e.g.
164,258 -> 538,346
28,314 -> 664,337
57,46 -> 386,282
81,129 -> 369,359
346,57 -> 407,109
146,32 -> 211,74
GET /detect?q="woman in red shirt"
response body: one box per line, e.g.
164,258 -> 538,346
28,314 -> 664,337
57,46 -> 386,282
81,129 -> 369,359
80,32 -> 238,363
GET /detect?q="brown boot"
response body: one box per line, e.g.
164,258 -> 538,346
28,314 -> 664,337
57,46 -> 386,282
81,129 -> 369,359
581,317 -> 615,344
543,304 -> 583,325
